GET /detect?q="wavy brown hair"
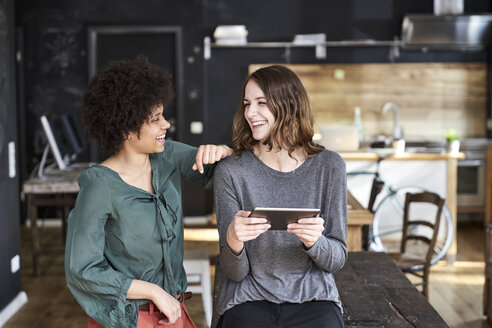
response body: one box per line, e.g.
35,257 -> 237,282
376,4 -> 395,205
231,65 -> 324,158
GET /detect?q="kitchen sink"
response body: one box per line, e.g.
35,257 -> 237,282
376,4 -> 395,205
361,137 -> 447,154
405,147 -> 444,154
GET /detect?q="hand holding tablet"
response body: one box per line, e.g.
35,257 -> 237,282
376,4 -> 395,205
248,207 -> 320,230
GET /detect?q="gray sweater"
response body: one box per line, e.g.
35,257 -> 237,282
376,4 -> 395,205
213,149 -> 348,315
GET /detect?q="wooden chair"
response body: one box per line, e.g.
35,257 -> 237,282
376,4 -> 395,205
389,191 -> 445,299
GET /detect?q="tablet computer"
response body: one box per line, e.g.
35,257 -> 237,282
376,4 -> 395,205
249,207 -> 320,230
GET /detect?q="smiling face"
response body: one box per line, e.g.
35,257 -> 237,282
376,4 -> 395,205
126,104 -> 171,154
232,65 -> 323,157
243,80 -> 275,143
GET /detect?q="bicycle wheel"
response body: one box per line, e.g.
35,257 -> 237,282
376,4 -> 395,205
370,186 -> 454,269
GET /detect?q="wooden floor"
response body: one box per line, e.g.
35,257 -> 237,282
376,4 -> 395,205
425,221 -> 489,328
3,222 -> 489,328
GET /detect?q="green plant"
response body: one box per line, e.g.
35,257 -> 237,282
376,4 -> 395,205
445,129 -> 459,143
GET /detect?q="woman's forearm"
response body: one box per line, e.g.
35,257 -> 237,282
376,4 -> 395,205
226,224 -> 244,255
126,279 -> 160,301
126,279 -> 182,323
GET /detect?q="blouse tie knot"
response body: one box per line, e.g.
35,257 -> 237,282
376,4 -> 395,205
152,192 -> 177,297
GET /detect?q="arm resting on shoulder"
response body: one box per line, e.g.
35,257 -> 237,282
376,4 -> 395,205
169,140 -> 231,187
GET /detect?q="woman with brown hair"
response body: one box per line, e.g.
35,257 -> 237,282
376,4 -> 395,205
213,65 -> 347,327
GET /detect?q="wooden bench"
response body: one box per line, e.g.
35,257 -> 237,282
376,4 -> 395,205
334,252 -> 448,327
212,252 -> 448,327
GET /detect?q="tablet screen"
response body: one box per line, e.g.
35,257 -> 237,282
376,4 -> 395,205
249,207 -> 320,230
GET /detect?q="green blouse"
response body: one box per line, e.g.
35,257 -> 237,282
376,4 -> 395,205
64,140 -> 215,328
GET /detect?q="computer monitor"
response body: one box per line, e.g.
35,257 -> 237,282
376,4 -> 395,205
59,114 -> 85,156
38,114 -> 85,177
40,115 -> 66,171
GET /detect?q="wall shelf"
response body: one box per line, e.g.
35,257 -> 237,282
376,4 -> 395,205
209,40 -> 400,48
203,36 -> 402,61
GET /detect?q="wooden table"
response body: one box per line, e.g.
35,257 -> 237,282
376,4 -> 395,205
334,252 -> 448,327
346,191 -> 373,251
22,165 -> 91,276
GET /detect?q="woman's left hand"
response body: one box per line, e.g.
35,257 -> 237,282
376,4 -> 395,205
287,217 -> 325,249
193,145 -> 233,173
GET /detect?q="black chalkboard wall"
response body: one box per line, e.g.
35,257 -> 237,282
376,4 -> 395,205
1,0 -> 22,315
14,0 -> 491,216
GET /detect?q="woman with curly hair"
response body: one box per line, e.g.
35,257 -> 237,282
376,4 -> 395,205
65,55 -> 232,328
213,65 -> 347,327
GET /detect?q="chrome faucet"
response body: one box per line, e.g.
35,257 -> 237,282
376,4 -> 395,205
381,102 -> 402,140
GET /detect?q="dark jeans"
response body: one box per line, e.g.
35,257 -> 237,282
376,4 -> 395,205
217,300 -> 345,328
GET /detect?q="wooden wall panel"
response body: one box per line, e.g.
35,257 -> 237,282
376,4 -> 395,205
250,63 -> 487,140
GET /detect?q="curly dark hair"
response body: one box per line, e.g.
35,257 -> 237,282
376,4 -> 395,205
82,55 -> 174,154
